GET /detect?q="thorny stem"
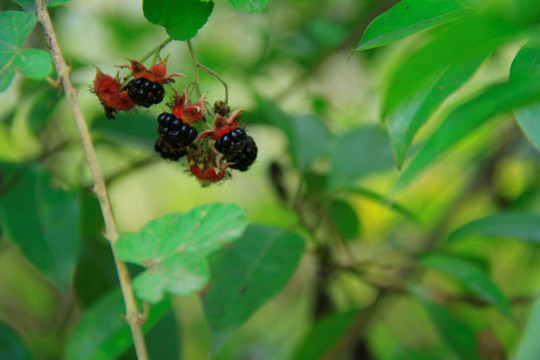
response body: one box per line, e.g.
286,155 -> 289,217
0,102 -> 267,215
186,39 -> 230,104
35,2 -> 150,360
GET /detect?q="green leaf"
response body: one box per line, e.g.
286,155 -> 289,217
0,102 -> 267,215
0,322 -> 33,360
328,199 -> 360,241
328,127 -> 395,190
227,0 -> 268,12
410,286 -> 480,360
513,296 -> 540,360
386,53 -> 487,168
292,310 -> 358,360
510,41 -> 540,149
355,0 -> 479,51
0,11 -> 36,50
143,0 -> 214,41
116,203 -> 248,303
448,212 -> 540,244
14,49 -> 53,79
92,111 -> 157,149
382,16 -> 516,118
10,0 -> 71,12
339,186 -> 418,222
0,64 -> 16,92
65,289 -> 172,360
420,254 -> 512,319
396,77 -> 540,190
0,166 -> 80,289
28,86 -> 61,134
202,225 -> 305,355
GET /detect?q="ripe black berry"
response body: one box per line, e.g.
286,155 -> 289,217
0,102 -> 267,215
229,136 -> 257,171
157,112 -> 198,148
215,128 -> 246,158
154,138 -> 186,161
126,78 -> 165,107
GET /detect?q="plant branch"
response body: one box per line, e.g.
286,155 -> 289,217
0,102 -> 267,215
140,36 -> 173,64
35,2 -> 149,359
186,39 -> 202,98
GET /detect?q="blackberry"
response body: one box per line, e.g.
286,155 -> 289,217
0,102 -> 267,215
126,78 -> 165,107
230,136 -> 257,171
157,112 -> 198,148
154,138 -> 186,161
215,128 -> 246,158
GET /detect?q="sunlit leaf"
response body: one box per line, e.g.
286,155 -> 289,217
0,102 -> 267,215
10,0 -> 71,12
0,166 -> 80,290
448,212 -> 540,244
65,289 -> 172,360
227,0 -> 268,12
143,0 -> 214,41
355,0 -> 479,51
410,286 -> 480,360
0,11 -> 36,50
513,296 -> 540,360
292,310 -> 358,360
421,254 -> 512,319
116,203 -> 248,303
510,40 -> 540,149
328,127 -> 395,189
202,225 -> 305,355
396,77 -> 540,190
386,53 -> 487,168
0,322 -> 32,360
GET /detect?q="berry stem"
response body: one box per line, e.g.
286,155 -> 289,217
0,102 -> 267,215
198,63 -> 229,104
141,36 -> 173,64
35,2 -> 150,360
186,39 -> 202,98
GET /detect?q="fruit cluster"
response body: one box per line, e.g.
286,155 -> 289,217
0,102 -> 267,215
93,58 -> 257,186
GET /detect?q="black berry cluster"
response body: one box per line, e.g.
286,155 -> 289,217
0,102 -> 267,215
215,128 -> 257,172
126,78 -> 165,107
154,112 -> 198,161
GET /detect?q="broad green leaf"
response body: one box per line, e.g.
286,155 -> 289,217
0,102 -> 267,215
421,254 -> 512,318
10,0 -> 71,11
143,0 -> 214,41
92,111 -> 157,149
202,225 -> 305,355
116,203 -> 248,303
0,11 -> 36,50
355,0 -> 479,51
227,0 -> 267,12
340,186 -> 418,222
396,77 -> 540,190
0,65 -> 16,92
292,310 -> 358,360
510,41 -> 540,149
329,199 -> 360,241
386,53 -> 487,168
65,289 -> 172,360
14,49 -> 53,79
255,99 -> 329,172
328,127 -> 395,190
410,286 -> 480,360
513,296 -> 540,360
448,212 -> 540,244
0,322 -> 33,360
0,166 -> 80,289
382,15 -> 517,118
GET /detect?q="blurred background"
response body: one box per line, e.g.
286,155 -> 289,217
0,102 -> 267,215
1,0 -> 540,359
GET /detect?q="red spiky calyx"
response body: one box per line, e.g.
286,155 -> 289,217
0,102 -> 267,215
93,68 -> 135,119
118,58 -> 183,84
171,88 -> 206,124
199,109 -> 244,141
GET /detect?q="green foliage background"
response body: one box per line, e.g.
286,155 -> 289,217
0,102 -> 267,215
0,0 -> 540,359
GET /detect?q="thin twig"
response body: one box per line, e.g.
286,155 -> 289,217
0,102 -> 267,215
34,2 -> 149,359
198,63 -> 229,104
140,36 -> 173,64
186,39 -> 202,98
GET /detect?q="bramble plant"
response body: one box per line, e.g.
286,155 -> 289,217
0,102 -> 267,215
1,0 -> 540,359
